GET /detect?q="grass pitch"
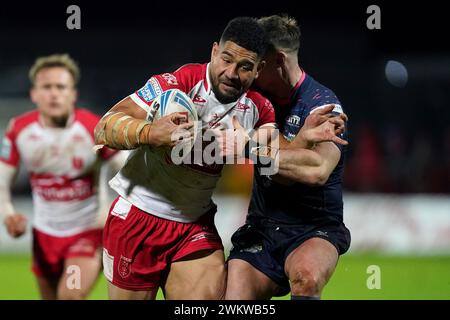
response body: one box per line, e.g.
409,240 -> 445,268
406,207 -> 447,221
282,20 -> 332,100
0,254 -> 449,300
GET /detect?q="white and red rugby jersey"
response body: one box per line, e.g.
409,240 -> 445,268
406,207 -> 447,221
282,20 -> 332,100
0,108 -> 117,236
109,63 -> 276,222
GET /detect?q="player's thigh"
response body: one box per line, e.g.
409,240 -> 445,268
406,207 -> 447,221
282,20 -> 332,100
108,282 -> 158,300
164,249 -> 226,300
225,259 -> 279,300
57,251 -> 102,299
284,237 -> 339,289
36,276 -> 58,300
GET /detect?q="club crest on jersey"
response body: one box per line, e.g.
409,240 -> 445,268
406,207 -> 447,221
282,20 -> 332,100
72,157 -> 84,170
162,73 -> 178,85
118,255 -> 132,279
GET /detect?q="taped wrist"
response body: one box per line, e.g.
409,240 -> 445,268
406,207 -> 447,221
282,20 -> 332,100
95,112 -> 152,149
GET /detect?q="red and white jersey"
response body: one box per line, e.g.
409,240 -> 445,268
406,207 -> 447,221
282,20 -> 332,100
0,109 -> 117,236
110,63 -> 275,223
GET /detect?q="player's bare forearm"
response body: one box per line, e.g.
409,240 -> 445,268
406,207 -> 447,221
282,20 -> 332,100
277,148 -> 325,185
276,142 -> 341,186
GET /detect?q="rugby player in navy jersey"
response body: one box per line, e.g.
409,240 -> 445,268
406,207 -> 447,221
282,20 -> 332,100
226,15 -> 351,300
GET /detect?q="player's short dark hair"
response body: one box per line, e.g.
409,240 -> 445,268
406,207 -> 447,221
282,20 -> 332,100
220,17 -> 268,58
257,14 -> 301,53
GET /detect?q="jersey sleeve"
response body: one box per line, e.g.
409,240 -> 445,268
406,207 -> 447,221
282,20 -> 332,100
129,64 -> 203,112
245,90 -> 276,129
254,97 -> 276,128
0,119 -> 20,167
76,108 -> 120,160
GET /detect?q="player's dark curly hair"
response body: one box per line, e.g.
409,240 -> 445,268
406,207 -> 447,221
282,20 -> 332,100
220,17 -> 269,58
257,14 -> 301,53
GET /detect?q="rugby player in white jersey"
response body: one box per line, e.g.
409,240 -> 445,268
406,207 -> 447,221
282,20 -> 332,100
0,54 -> 126,299
95,17 -> 279,300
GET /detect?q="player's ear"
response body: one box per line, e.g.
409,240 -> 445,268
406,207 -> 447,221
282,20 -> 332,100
276,51 -> 286,67
255,60 -> 266,79
30,87 -> 37,104
72,88 -> 78,104
211,42 -> 219,60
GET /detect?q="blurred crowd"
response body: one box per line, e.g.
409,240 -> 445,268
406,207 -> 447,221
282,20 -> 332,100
219,123 -> 450,195
344,123 -> 450,193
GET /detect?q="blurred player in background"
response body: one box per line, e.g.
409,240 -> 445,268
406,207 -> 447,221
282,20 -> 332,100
0,54 -> 126,299
95,17 -> 279,300
226,15 -> 351,300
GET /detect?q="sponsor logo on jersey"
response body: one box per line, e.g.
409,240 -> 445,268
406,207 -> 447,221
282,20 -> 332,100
0,137 -> 11,160
287,115 -> 302,127
32,176 -> 94,201
192,94 -> 207,105
208,113 -> 222,129
149,77 -> 163,95
137,77 -> 162,103
161,73 -> 178,85
236,101 -> 250,112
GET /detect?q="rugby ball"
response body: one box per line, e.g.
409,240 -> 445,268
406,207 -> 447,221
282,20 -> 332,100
148,89 -> 198,124
148,89 -> 198,155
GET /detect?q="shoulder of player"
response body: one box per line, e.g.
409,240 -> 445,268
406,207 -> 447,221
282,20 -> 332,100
74,107 -> 101,122
245,90 -> 273,109
174,63 -> 206,74
302,76 -> 343,113
161,63 -> 207,91
73,108 -> 102,134
7,110 -> 40,135
173,63 -> 206,81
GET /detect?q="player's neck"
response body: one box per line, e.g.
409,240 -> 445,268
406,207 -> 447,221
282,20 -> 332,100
275,63 -> 302,104
39,112 -> 74,128
288,63 -> 302,89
